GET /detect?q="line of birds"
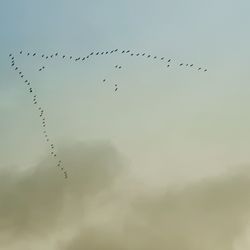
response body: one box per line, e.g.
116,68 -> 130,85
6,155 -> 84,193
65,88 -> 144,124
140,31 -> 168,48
26,48 -> 207,92
9,52 -> 68,179
9,48 -> 208,179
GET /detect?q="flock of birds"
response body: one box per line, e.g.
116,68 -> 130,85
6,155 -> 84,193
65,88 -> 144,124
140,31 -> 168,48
9,48 -> 208,179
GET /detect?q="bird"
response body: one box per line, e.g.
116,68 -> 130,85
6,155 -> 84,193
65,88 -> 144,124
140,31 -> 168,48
142,53 -> 145,56
11,57 -> 14,60
126,50 -> 130,53
42,54 -> 44,57
101,52 -> 104,55
19,72 -> 22,75
90,52 -> 94,55
64,171 -> 68,179
136,53 -> 140,56
190,64 -> 193,67
204,69 -> 207,72
55,53 -> 58,56
86,55 -> 89,58
39,68 -> 42,71
21,75 -> 24,78
20,50 -> 22,54
50,55 -> 53,58
198,67 -> 201,70
115,87 -> 118,91
62,55 -> 65,58
154,56 -> 157,59
114,49 -> 118,52
122,50 -> 125,53
82,57 -> 85,60
9,54 -> 12,57
96,52 -> 99,55
105,51 -> 108,54
15,67 -> 18,70
186,64 -> 189,66
147,55 -> 151,58
131,53 -> 134,56
118,66 -> 122,69
115,65 -> 118,68
103,79 -> 106,82
25,80 -> 28,83
46,56 -> 48,59
29,88 -> 33,93
161,57 -> 164,60
167,64 -> 170,67
27,53 -> 30,56
180,63 -> 183,66
33,53 -> 36,56
168,59 -> 171,62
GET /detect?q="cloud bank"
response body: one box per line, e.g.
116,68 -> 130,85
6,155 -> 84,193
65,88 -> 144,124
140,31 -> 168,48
1,141 -> 250,250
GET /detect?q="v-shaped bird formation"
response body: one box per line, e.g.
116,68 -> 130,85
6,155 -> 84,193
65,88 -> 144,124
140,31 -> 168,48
9,49 -> 208,179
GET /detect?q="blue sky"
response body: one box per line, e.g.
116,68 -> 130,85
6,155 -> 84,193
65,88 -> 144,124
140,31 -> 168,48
1,0 -> 250,180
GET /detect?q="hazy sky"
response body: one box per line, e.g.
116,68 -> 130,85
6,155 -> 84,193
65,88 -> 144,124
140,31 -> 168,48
1,1 -> 250,249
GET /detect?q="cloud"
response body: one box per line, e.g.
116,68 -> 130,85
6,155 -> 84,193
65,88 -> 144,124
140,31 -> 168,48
63,167 -> 250,250
1,141 -> 250,250
0,141 -> 125,248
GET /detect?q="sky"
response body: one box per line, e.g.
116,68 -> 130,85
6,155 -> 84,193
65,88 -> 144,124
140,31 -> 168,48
1,0 -> 250,249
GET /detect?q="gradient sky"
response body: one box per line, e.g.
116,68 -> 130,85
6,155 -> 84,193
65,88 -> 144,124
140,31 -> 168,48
1,1 -> 250,249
